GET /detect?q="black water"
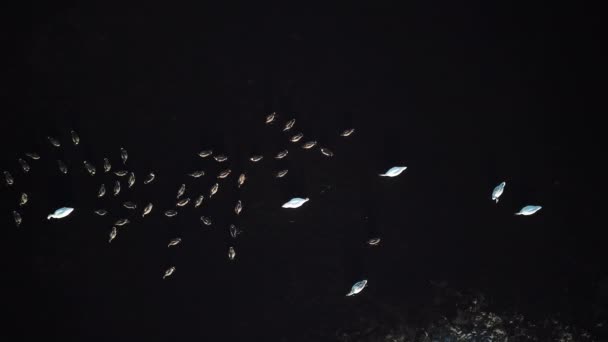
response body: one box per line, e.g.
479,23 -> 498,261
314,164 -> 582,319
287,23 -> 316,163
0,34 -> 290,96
3,3 -> 605,341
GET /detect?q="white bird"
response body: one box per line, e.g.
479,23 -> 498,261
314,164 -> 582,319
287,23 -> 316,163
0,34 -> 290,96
492,182 -> 506,203
346,280 -> 368,296
282,197 -> 309,209
379,166 -> 407,177
47,207 -> 74,220
515,205 -> 542,216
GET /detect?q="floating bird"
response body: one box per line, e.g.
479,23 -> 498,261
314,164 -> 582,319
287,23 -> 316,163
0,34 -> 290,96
103,158 -> 111,172
71,130 -> 80,145
84,161 -> 96,175
275,150 -> 288,159
249,155 -> 263,162
47,136 -> 61,147
109,227 -> 117,243
340,128 -> 355,137
3,171 -> 14,186
200,216 -> 212,226
367,238 -> 381,246
18,193 -> 28,206
168,238 -> 182,248
177,198 -> 190,207
515,205 -> 542,216
290,133 -> 303,142
214,154 -> 228,162
13,211 -> 22,227
123,202 -> 137,210
234,200 -> 243,215
177,184 -> 186,199
113,180 -> 121,196
163,266 -> 175,279
198,150 -> 213,158
320,147 -> 334,157
120,147 -> 128,165
94,209 -> 108,216
192,195 -> 204,208
114,218 -> 130,226
127,172 -> 135,188
237,173 -> 246,188
142,203 -> 153,217
379,166 -> 407,177
18,158 -> 30,173
188,170 -> 205,178
229,224 -> 241,238
114,170 -> 128,177
302,141 -> 317,149
209,183 -> 219,197
275,169 -> 288,178
346,280 -> 368,296
164,210 -> 178,217
283,118 -> 296,131
25,152 -> 40,160
97,184 -> 106,198
144,172 -> 155,184
492,182 -> 506,203
228,247 -> 236,260
217,169 -> 231,179
47,207 -> 74,220
265,112 -> 276,124
57,160 -> 68,174
282,197 -> 309,208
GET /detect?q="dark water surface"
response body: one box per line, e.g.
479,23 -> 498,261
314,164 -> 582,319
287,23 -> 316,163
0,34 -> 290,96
3,3 -> 605,341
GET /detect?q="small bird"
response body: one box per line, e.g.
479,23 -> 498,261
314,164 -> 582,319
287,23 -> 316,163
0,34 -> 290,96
188,170 -> 205,178
237,173 -> 246,188
265,112 -> 276,124
71,130 -> 80,145
194,195 -> 204,208
144,172 -> 155,184
340,128 -> 355,137
114,218 -> 130,226
142,203 -> 153,217
109,227 -> 117,243
367,238 -> 381,246
198,150 -> 213,158
164,210 -> 178,217
168,238 -> 182,247
163,267 -> 176,279
120,147 -> 128,165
